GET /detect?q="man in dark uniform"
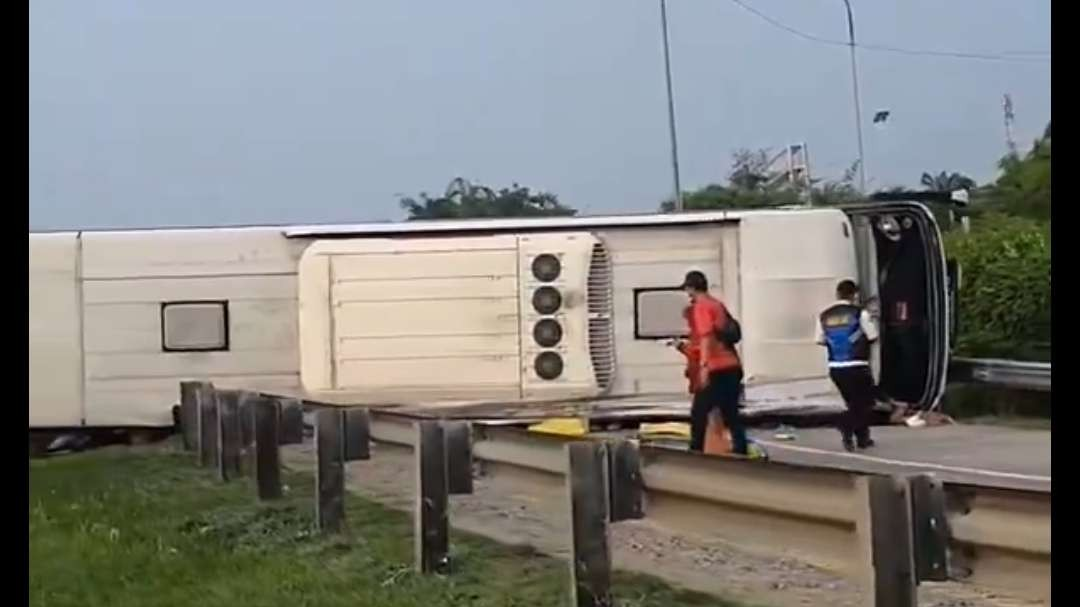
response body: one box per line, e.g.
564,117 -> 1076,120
816,279 -> 879,452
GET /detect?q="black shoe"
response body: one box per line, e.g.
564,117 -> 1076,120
857,439 -> 876,450
842,439 -> 855,453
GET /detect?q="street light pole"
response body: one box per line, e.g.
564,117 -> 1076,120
659,0 -> 684,211
842,0 -> 867,194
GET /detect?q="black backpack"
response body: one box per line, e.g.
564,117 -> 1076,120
713,304 -> 742,347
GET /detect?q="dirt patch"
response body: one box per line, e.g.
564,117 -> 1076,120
281,441 -> 1042,607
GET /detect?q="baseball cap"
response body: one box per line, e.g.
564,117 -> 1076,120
680,270 -> 708,291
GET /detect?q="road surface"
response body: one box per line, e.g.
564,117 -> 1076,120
750,423 -> 1051,492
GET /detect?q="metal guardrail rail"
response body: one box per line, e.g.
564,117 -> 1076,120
364,412 -> 1051,604
950,357 -> 1051,392
211,383 -> 1049,604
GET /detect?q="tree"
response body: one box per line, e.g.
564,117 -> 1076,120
811,160 -> 863,207
659,151 -> 862,212
945,214 -> 1050,359
399,178 -> 577,220
727,149 -> 773,191
978,124 -> 1050,221
920,171 -> 977,192
942,121 -> 1051,362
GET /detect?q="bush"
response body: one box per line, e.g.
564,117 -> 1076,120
945,214 -> 1050,360
943,384 -> 1050,420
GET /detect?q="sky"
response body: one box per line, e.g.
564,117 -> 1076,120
29,0 -> 1051,230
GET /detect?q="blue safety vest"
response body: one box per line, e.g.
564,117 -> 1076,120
820,302 -> 870,367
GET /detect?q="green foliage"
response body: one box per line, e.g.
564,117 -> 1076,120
400,177 -> 577,220
919,171 -> 976,192
30,448 -> 736,607
660,183 -> 802,212
945,213 -> 1050,359
943,384 -> 1050,424
659,152 -> 861,212
978,129 -> 1050,221
941,122 -> 1051,362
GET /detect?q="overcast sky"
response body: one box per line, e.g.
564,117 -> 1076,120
29,0 -> 1050,230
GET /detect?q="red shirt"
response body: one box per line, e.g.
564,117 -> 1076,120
678,307 -> 702,393
687,295 -> 741,373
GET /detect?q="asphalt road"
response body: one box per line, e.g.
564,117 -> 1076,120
750,423 -> 1051,492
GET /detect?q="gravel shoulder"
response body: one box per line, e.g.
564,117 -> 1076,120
282,441 -> 1042,607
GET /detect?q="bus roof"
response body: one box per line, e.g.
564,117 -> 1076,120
30,206 -> 838,238
282,207 -> 830,238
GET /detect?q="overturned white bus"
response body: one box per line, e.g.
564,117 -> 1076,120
29,203 -> 951,429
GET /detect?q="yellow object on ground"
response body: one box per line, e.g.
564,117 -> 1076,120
639,422 -> 691,441
527,417 -> 588,437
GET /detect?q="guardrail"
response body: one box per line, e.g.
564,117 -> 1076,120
368,414 -> 1050,603
179,382 -> 1051,605
949,357 -> 1051,392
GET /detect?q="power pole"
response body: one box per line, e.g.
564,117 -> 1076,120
659,0 -> 683,212
842,0 -> 867,194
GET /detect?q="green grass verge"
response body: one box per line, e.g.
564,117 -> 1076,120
30,446 -> 749,607
943,384 -> 1051,430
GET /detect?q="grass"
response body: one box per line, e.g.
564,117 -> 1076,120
30,445 -> 746,607
958,415 -> 1052,431
943,384 -> 1051,431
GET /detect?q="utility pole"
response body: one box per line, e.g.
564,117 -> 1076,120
842,0 -> 867,194
659,0 -> 684,211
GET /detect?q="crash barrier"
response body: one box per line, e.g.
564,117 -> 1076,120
177,382 -> 1050,606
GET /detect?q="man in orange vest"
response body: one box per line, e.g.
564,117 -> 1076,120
680,270 -> 747,455
674,321 -> 732,454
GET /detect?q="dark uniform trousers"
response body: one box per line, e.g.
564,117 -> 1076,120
829,365 -> 875,446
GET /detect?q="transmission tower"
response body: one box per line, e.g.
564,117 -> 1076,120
1003,94 -> 1018,157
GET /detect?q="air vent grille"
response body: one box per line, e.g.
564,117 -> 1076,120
586,242 -> 615,391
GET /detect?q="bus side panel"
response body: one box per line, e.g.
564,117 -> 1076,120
298,236 -> 525,402
29,233 -> 84,428
79,229 -> 304,427
738,211 -> 859,384
601,223 -> 735,396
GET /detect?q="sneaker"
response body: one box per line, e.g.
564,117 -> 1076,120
857,439 -> 876,450
842,439 -> 855,453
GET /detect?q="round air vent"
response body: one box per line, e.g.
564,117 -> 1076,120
534,351 -> 564,380
533,319 -> 563,348
531,254 -> 561,282
532,286 -> 562,315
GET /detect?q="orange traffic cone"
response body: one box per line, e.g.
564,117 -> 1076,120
703,411 -> 732,455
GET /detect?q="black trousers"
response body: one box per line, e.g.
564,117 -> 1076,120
689,369 -> 747,455
829,365 -> 875,445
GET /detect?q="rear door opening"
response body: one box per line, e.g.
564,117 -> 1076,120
844,202 -> 950,410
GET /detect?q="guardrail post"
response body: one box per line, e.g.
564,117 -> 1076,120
607,439 -> 644,522
179,381 -> 200,451
315,408 -> 345,533
217,390 -> 242,482
197,383 -> 219,468
237,392 -> 257,476
343,408 -> 371,461
415,420 -> 450,574
254,397 -> 282,501
909,474 -> 950,582
566,441 -> 612,607
442,421 -> 473,496
279,398 -> 305,445
855,475 -> 916,607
